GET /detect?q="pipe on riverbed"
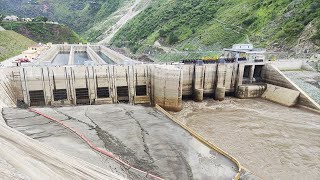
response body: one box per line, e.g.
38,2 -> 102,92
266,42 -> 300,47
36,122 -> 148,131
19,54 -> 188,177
28,108 -> 164,180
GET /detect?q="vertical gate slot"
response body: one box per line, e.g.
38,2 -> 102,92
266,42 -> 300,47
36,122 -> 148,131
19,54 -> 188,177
76,88 -> 90,104
136,85 -> 147,96
97,87 -> 110,98
29,90 -> 45,106
117,86 -> 129,102
53,89 -> 68,101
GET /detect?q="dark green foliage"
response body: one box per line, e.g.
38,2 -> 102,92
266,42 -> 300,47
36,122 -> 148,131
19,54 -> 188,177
243,17 -> 257,27
168,32 -> 179,45
0,0 -> 126,34
32,16 -> 48,22
0,14 -> 4,21
113,0 -> 220,51
312,21 -> 320,45
112,0 -> 320,53
0,22 -> 84,44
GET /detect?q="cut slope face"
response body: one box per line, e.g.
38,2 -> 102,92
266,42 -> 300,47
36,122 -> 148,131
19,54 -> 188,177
96,0 -> 151,44
0,30 -> 35,62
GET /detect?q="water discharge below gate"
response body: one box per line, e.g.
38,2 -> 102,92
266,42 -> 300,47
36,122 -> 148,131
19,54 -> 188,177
171,98 -> 320,179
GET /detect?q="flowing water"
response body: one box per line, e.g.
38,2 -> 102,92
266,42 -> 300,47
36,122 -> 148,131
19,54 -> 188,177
171,98 -> 320,179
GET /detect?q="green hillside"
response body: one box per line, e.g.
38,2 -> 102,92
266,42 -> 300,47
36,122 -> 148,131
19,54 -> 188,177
0,30 -> 36,61
111,0 -> 320,53
0,22 -> 84,44
0,0 -> 128,34
1,0 -> 320,55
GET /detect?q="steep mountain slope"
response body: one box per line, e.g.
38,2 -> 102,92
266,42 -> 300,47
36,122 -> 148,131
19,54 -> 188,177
111,0 -> 320,53
0,0 -> 129,34
93,0 -> 150,44
0,22 -> 83,44
0,30 -> 36,61
1,0 -> 319,54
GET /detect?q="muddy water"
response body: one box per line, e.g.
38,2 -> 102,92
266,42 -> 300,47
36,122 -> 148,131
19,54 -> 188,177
171,98 -> 320,179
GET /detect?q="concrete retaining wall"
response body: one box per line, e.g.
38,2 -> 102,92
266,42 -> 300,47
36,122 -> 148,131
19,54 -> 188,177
87,46 -> 106,65
100,46 -> 130,64
261,84 -> 300,107
236,84 -> 267,99
262,64 -> 320,110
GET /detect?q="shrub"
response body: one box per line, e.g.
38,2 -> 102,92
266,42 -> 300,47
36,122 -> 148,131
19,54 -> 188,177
168,32 -> 179,45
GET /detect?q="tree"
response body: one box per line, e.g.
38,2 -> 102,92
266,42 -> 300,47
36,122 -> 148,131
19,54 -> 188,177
168,32 -> 179,45
33,16 -> 48,23
0,14 -> 4,22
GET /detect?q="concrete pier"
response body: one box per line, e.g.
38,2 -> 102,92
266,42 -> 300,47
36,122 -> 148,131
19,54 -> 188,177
193,65 -> 204,101
153,65 -> 183,112
68,46 -> 75,65
215,87 -> 226,101
87,46 -> 106,65
194,88 -> 204,102
236,84 -> 267,99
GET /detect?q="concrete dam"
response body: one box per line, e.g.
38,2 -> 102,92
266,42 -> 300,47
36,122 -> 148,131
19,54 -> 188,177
3,61 -> 319,111
1,44 -> 320,179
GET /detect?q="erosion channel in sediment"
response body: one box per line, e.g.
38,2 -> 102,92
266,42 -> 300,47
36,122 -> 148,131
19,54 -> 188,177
3,104 -> 238,180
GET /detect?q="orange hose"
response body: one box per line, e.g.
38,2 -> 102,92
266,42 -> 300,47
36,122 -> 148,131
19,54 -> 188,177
29,108 -> 164,180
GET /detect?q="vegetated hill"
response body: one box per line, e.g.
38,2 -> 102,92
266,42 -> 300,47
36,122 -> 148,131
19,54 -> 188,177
0,22 -> 84,44
111,0 -> 320,54
0,30 -> 36,61
85,0 -> 151,43
0,0 -> 129,34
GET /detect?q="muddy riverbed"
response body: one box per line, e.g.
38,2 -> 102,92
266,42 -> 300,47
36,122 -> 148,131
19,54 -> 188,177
2,104 -> 239,180
171,98 -> 320,179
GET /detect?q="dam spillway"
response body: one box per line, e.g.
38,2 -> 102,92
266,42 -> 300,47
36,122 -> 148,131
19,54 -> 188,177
74,52 -> 92,65
52,53 -> 69,65
97,51 -> 115,64
35,44 -> 119,66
